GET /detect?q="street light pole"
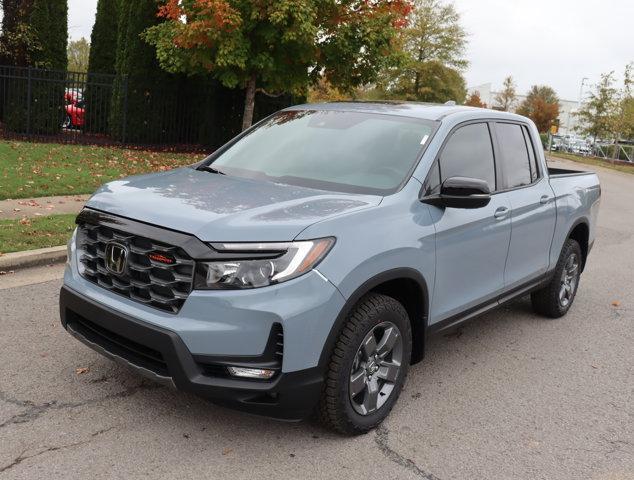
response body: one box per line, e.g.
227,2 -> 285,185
578,77 -> 588,109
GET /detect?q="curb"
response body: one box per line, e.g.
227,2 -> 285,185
0,246 -> 67,271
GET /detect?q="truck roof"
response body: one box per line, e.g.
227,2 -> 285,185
287,101 -> 528,123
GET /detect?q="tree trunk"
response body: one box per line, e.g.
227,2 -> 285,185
242,74 -> 257,131
413,46 -> 424,96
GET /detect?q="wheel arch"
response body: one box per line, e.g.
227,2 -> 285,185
566,219 -> 590,271
318,268 -> 430,371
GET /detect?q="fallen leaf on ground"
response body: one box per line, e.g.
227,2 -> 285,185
13,208 -> 20,212
611,301 -> 621,307
75,367 -> 90,375
222,448 -> 233,455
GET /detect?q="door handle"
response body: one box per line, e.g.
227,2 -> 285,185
494,207 -> 509,220
540,195 -> 552,205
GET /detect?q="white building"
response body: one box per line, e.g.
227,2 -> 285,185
467,83 -> 581,135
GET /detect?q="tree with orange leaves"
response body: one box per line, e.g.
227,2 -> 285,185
465,91 -> 486,108
516,85 -> 560,133
144,0 -> 412,130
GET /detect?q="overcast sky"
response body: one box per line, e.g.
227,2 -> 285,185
68,0 -> 633,100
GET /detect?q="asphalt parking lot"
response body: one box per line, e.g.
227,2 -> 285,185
1,158 -> 632,480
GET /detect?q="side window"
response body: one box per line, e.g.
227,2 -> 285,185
438,123 -> 496,191
497,123 -> 532,188
522,126 -> 539,182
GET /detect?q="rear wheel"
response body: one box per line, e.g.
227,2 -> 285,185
318,293 -> 412,435
531,239 -> 582,318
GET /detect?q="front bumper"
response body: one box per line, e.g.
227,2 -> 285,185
60,286 -> 323,420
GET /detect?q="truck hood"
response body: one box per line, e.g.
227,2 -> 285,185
86,168 -> 380,242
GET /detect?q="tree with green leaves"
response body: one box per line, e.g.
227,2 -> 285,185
67,37 -> 90,72
611,63 -> 633,145
144,0 -> 412,130
576,73 -> 619,143
516,85 -> 560,133
375,0 -> 467,102
494,76 -> 516,111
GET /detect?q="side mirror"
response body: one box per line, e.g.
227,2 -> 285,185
422,176 -> 491,209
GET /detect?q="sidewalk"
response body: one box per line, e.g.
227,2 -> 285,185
0,194 -> 89,220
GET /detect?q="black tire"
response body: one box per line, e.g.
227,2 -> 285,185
531,239 -> 583,318
318,293 -> 412,435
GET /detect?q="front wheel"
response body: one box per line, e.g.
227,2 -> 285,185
531,239 -> 582,318
318,293 -> 412,435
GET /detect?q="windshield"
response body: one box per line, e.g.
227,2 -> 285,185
208,110 -> 438,195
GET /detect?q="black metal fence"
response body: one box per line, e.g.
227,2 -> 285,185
0,65 -> 294,149
0,66 -> 124,144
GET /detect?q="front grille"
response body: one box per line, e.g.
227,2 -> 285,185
77,222 -> 195,313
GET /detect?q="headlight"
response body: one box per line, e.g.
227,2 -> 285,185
194,238 -> 335,290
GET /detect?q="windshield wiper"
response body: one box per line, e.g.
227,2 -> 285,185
197,165 -> 226,175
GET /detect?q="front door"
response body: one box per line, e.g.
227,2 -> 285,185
425,122 -> 512,323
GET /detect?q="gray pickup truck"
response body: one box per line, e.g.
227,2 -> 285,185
60,102 -> 601,434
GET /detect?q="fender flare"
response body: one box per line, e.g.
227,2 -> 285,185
317,268 -> 430,371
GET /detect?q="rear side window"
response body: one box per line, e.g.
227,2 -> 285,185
497,123 -> 532,188
522,126 -> 539,182
439,123 -> 496,191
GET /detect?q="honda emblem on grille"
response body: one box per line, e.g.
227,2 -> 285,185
105,242 -> 128,275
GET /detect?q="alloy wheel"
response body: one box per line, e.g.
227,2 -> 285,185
349,321 -> 403,416
559,253 -> 579,308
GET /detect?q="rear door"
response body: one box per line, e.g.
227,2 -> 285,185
493,122 -> 556,289
426,122 -> 512,323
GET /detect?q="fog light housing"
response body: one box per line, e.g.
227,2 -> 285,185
227,366 -> 276,380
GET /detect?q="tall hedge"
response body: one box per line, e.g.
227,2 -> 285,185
30,0 -> 68,70
84,0 -> 120,133
109,0 -> 181,143
87,0 -> 119,75
3,0 -> 68,134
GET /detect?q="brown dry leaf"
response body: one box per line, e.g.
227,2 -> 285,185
13,208 -> 21,212
611,300 -> 621,307
75,367 -> 89,375
222,448 -> 233,456
19,217 -> 31,226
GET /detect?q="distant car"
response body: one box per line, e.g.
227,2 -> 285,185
550,137 -> 564,152
63,97 -> 85,129
569,141 -> 591,156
